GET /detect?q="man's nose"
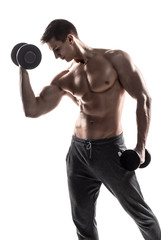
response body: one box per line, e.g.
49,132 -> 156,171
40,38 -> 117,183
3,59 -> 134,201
54,52 -> 61,59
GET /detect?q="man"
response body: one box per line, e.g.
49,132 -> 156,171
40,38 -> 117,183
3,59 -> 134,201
19,19 -> 161,239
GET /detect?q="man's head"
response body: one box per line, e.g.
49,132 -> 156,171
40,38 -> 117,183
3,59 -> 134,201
41,19 -> 78,43
41,19 -> 79,62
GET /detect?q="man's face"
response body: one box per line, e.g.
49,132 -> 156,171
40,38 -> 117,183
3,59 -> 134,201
47,35 -> 75,62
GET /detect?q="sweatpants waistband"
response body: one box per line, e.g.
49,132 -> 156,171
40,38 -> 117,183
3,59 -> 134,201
72,133 -> 124,145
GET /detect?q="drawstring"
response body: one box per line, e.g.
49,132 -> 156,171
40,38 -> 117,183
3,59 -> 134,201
86,141 -> 92,158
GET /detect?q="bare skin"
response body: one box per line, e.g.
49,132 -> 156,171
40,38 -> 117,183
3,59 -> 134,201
19,34 -> 151,164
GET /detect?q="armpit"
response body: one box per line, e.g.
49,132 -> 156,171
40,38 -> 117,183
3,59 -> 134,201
65,92 -> 79,105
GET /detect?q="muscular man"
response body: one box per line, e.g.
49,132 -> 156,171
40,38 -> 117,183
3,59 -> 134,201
20,19 -> 161,239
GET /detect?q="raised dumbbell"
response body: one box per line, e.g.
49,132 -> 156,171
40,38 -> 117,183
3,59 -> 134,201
11,42 -> 42,69
120,149 -> 151,171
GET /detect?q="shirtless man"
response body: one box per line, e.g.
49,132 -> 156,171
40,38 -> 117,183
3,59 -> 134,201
19,19 -> 161,239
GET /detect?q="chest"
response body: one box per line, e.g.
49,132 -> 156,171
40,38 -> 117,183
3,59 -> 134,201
60,58 -> 117,97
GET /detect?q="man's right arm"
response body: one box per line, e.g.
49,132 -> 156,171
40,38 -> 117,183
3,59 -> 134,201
19,67 -> 68,118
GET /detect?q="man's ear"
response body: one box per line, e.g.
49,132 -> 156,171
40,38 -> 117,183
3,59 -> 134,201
67,34 -> 74,44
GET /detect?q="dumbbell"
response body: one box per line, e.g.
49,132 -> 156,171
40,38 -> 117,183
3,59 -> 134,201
120,149 -> 151,171
11,42 -> 42,69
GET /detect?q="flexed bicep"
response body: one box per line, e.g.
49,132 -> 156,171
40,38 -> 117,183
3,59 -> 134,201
20,67 -> 67,118
36,84 -> 66,116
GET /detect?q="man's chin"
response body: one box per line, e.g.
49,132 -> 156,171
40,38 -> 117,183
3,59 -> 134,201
66,58 -> 73,63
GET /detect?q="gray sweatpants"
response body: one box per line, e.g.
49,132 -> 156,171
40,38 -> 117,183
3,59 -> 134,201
66,133 -> 161,239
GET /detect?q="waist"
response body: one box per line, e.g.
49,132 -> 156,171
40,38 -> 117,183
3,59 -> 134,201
72,132 -> 124,145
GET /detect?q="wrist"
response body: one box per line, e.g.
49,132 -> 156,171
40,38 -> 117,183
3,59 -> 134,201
134,144 -> 145,154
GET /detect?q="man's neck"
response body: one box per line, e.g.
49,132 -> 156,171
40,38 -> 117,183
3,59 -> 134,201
74,39 -> 95,64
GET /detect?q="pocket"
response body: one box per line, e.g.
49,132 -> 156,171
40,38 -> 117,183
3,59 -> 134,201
118,143 -> 127,154
114,144 -> 127,168
66,143 -> 73,162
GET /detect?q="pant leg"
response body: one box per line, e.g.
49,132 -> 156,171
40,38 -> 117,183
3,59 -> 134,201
90,137 -> 161,240
66,140 -> 102,240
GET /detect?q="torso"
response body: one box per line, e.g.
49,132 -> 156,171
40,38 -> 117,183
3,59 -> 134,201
58,49 -> 125,139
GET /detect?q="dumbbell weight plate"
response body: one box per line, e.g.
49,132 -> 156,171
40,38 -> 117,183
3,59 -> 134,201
120,149 -> 151,171
11,42 -> 27,66
120,149 -> 140,171
17,44 -> 42,69
139,149 -> 151,168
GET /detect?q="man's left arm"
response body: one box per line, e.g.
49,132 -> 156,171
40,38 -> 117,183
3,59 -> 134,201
106,50 -> 152,164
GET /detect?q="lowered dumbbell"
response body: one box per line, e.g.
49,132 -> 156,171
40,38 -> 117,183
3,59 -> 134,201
120,149 -> 151,171
11,42 -> 42,69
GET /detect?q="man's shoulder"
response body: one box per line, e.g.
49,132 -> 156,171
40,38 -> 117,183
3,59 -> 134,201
93,48 -> 128,62
103,49 -> 133,69
104,49 -> 128,58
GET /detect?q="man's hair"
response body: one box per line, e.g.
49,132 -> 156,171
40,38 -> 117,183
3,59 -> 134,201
41,19 -> 78,43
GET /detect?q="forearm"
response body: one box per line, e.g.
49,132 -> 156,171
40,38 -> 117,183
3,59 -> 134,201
135,94 -> 151,151
19,67 -> 37,117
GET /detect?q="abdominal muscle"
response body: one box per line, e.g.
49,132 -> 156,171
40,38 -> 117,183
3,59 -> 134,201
74,112 -> 123,140
73,88 -> 125,140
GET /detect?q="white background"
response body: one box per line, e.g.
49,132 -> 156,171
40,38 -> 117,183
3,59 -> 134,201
0,0 -> 161,239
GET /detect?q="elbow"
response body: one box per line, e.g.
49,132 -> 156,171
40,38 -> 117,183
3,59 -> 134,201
24,108 -> 40,118
146,94 -> 152,110
22,99 -> 42,118
137,93 -> 152,110
25,112 -> 38,118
